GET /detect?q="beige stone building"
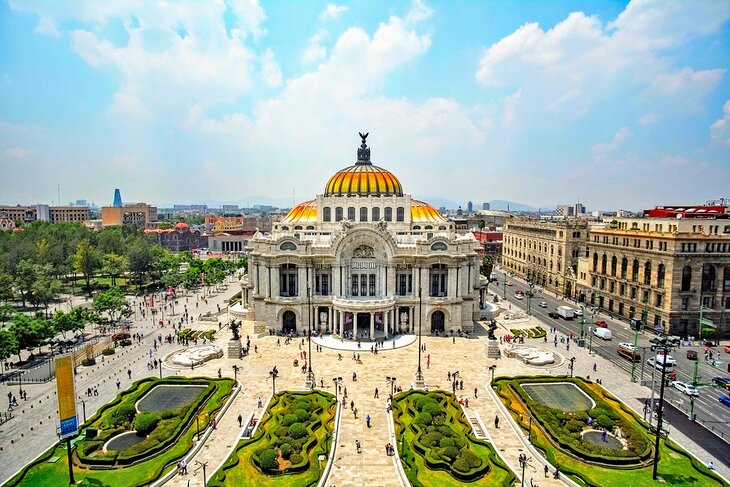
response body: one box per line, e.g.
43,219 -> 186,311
501,219 -> 588,298
0,204 -> 89,224
576,216 -> 730,337
101,203 -> 158,226
240,134 -> 486,338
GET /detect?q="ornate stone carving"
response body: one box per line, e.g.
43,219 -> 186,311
399,311 -> 409,325
378,218 -> 388,232
353,244 -> 375,259
357,132 -> 371,163
319,310 -> 328,324
341,219 -> 352,231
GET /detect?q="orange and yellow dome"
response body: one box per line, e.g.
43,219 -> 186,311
324,164 -> 403,197
411,200 -> 447,223
281,200 -> 317,224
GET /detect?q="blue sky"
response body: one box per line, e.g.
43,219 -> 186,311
1,0 -> 729,211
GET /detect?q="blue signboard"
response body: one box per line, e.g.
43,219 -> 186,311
60,416 -> 78,438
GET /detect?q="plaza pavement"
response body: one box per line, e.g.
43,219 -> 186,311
2,280 -> 728,486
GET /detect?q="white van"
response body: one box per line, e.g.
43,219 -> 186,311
593,328 -> 612,340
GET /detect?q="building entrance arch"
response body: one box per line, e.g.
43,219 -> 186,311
282,310 -> 296,333
431,310 -> 445,333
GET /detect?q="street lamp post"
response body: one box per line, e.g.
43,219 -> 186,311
520,455 -> 531,487
269,367 -> 278,396
158,360 -> 163,379
306,285 -> 314,389
333,377 -> 342,403
233,364 -> 239,384
580,306 -> 586,338
386,376 -> 397,398
488,365 -> 497,383
568,357 -> 576,378
79,398 -> 87,423
414,285 -> 424,388
451,371 -> 460,394
652,337 -> 677,480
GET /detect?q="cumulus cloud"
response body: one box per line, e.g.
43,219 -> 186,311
302,30 -> 328,65
319,4 -> 348,22
261,48 -> 282,87
593,127 -> 633,153
710,100 -> 730,147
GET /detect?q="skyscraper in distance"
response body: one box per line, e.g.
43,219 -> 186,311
113,189 -> 122,207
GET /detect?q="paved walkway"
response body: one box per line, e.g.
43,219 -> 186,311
312,334 -> 417,351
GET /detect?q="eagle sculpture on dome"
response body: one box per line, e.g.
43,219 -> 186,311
357,132 -> 371,163
359,132 -> 369,143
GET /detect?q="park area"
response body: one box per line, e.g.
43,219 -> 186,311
3,377 -> 234,487
392,390 -> 515,487
493,375 -> 729,487
209,390 -> 336,487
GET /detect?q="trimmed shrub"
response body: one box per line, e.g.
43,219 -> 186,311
289,453 -> 304,465
416,412 -> 433,426
566,419 -> 584,433
295,409 -> 311,422
422,401 -> 442,417
596,415 -> 613,429
275,426 -> 289,438
280,443 -> 293,459
110,403 -> 137,427
295,400 -> 311,412
282,414 -> 299,426
101,348 -> 115,356
453,457 -> 470,473
259,449 -> 279,471
82,357 -> 96,366
289,422 -> 307,439
421,432 -> 442,447
443,445 -> 459,459
461,449 -> 482,468
440,437 -> 456,448
133,413 -> 160,436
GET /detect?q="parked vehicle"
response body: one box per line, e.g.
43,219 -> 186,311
538,301 -> 548,308
686,350 -> 698,360
593,328 -> 612,340
595,320 -> 608,328
556,306 -> 575,320
672,381 -> 699,397
617,347 -> 640,362
720,395 -> 730,407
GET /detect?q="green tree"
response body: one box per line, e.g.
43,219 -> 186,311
127,241 -> 155,286
0,328 -> 18,365
14,259 -> 38,307
157,222 -> 173,230
0,270 -> 14,303
73,239 -> 101,296
160,270 -> 183,290
182,267 -> 202,292
102,253 -> 128,287
93,287 -> 131,328
10,313 -> 41,361
31,273 -> 62,316
480,254 -> 496,279
0,303 -> 14,323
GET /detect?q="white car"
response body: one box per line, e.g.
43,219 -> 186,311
618,342 -> 637,352
656,354 -> 677,365
514,294 -> 524,300
672,381 -> 699,397
574,308 -> 584,316
538,301 -> 548,308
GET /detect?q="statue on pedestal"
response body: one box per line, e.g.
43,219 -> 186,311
231,321 -> 240,341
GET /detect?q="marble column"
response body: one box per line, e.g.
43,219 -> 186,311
370,312 -> 375,339
384,309 -> 390,335
328,307 -> 333,333
409,307 -> 414,333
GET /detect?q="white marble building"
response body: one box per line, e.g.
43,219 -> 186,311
241,134 -> 487,339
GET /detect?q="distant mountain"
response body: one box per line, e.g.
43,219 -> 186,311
488,200 -> 539,212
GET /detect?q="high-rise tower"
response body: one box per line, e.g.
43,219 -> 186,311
113,189 -> 122,207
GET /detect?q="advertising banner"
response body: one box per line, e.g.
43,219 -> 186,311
54,354 -> 78,439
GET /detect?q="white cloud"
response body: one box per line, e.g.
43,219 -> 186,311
261,48 -> 282,87
475,1 -> 730,123
302,30 -> 328,65
710,100 -> 730,147
34,17 -> 60,36
406,0 -> 434,25
639,113 -> 658,125
592,127 -> 633,153
319,4 -> 348,22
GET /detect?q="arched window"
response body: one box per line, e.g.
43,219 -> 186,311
681,266 -> 692,291
280,242 -> 297,251
335,207 -> 343,221
601,254 -> 607,274
611,256 -> 617,277
396,207 -> 405,222
384,207 -> 392,221
621,258 -> 628,279
348,207 -> 355,221
360,207 -> 368,222
372,207 -> 380,221
657,264 -> 665,287
632,259 -> 639,282
592,253 -> 598,272
431,242 -> 447,251
323,207 -> 331,222
701,264 -> 716,292
644,261 -> 652,285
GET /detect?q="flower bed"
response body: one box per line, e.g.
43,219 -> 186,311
493,375 -> 727,486
209,390 -> 335,487
4,377 -> 234,487
393,390 -> 515,487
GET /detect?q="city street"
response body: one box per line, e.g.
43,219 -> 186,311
493,268 -> 730,444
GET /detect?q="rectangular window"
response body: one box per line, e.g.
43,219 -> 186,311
352,275 -> 359,296
620,283 -> 625,296
384,207 -> 392,221
631,287 -> 637,299
656,293 -> 663,307
369,274 -> 376,296
360,274 -> 367,296
348,207 -> 355,221
681,297 -> 689,310
396,207 -> 405,222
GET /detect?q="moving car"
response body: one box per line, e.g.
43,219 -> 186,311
548,311 -> 560,319
593,328 -> 612,340
712,377 -> 730,390
538,301 -> 548,308
514,294 -> 524,300
595,320 -> 608,328
720,395 -> 730,407
574,308 -> 584,316
725,346 -> 730,354
618,342 -> 637,352
617,347 -> 640,362
506,281 -> 513,286
672,381 -> 699,397
686,350 -> 698,360
646,356 -> 676,372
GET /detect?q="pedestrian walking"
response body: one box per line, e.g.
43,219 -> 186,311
374,387 -> 379,398
593,363 -> 597,372
474,387 -> 478,398
494,415 -> 499,428
116,378 -> 121,389
355,439 -> 362,453
544,464 -> 549,477
366,414 -> 371,428
127,369 -> 132,379
238,414 -> 243,427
